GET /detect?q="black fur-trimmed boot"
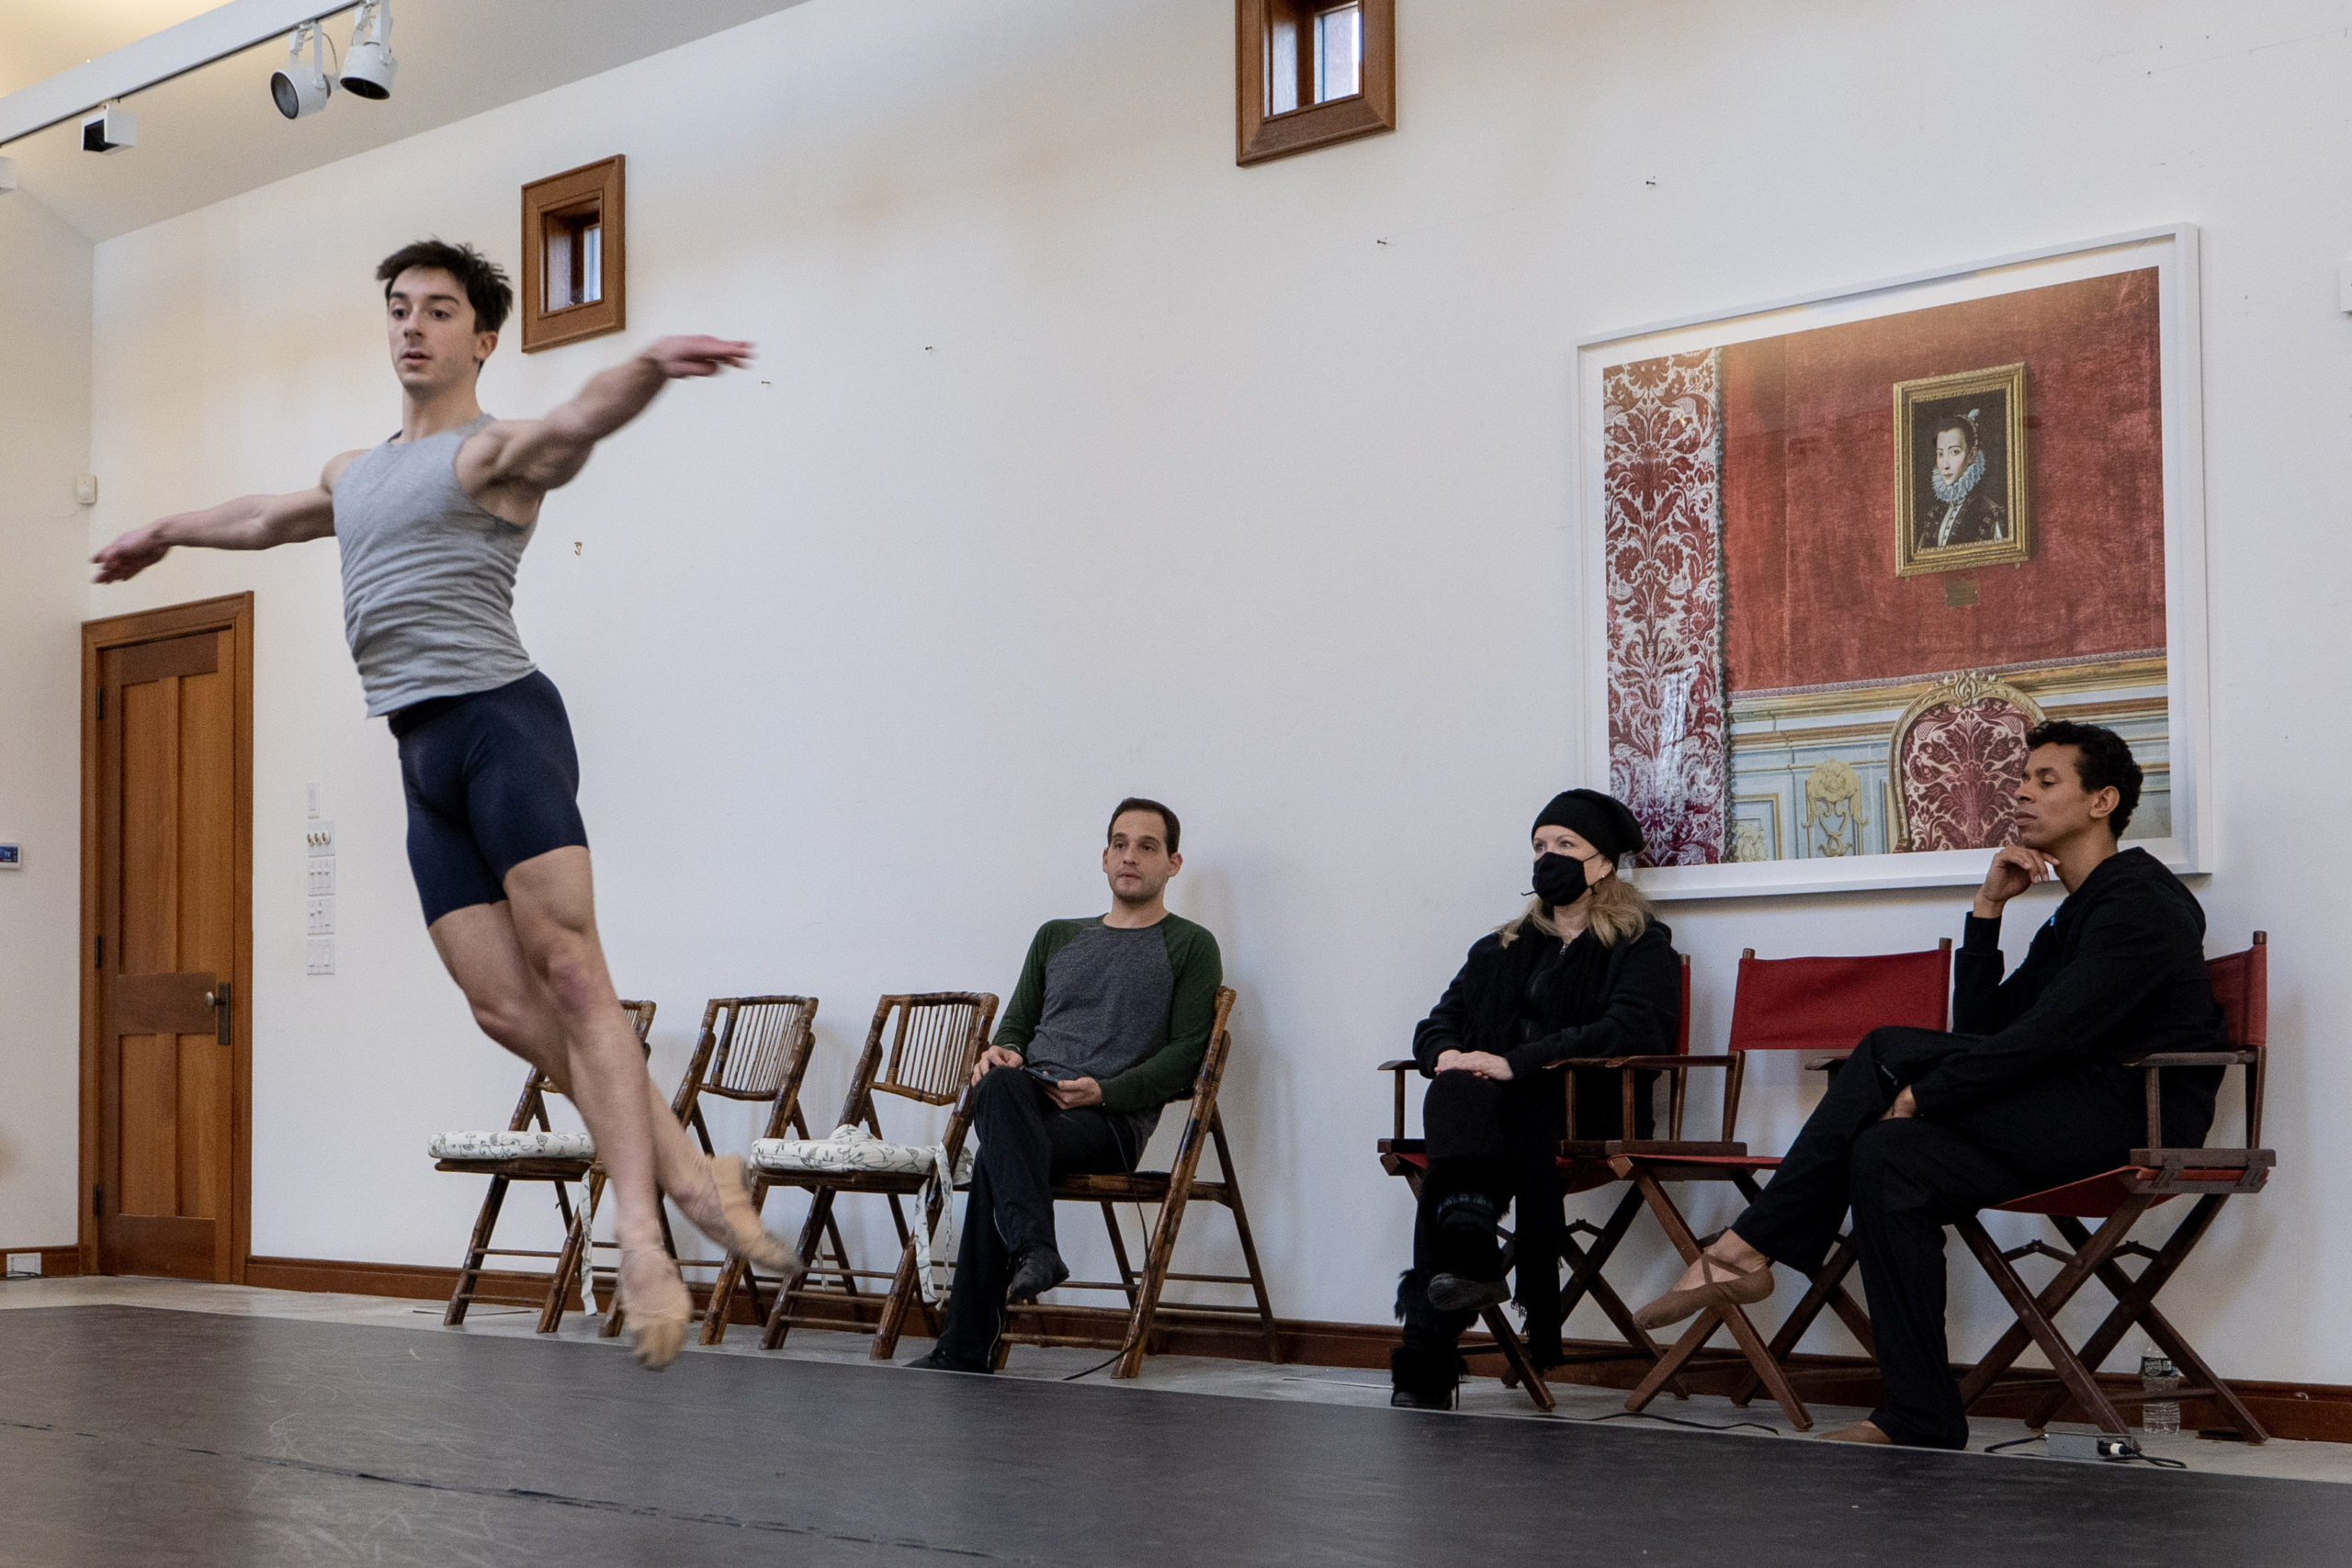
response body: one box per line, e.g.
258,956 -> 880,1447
1427,1193 -> 1510,1314
1389,1346 -> 1463,1409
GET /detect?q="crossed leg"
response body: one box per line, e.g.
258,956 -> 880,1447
430,844 -> 782,1367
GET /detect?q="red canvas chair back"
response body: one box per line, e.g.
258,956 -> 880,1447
1727,944 -> 1951,1056
2207,936 -> 2268,1050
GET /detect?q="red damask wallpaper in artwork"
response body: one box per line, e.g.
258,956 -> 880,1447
1603,352 -> 1727,866
1720,269 -> 2165,694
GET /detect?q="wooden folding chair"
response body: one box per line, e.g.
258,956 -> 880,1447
750,992 -> 998,1355
1610,942 -> 1953,1431
1955,932 -> 2275,1441
435,998 -> 658,1332
985,987 -> 1281,1376
1375,957 -> 1701,1413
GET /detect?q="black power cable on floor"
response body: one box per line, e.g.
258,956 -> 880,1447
1583,1408 -> 1781,1436
1981,1432 -> 2188,1469
1062,1352 -> 1123,1382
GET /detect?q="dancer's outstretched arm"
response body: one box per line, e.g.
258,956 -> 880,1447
461,334 -> 752,518
91,454 -> 355,582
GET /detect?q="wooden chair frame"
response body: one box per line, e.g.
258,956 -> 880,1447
978,987 -> 1281,1377
436,998 -> 658,1332
753,992 -> 999,1356
1374,957 -> 1704,1413
1955,932 -> 2275,1442
1609,942 -> 1954,1431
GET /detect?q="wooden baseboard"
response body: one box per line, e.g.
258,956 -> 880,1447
1,1246 -> 86,1279
226,1257 -> 2352,1444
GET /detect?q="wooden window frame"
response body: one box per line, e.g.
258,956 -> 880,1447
519,155 -> 626,354
1237,0 -> 1395,166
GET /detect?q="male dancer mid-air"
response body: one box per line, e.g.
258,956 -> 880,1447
94,240 -> 788,1369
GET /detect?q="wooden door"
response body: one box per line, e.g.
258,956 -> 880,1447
82,595 -> 253,1281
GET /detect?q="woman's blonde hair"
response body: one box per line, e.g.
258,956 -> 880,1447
1497,864 -> 1654,949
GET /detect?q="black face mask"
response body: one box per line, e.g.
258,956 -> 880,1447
1530,852 -> 1589,908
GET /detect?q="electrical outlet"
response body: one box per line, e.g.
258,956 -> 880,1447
307,858 -> 335,897
306,938 -> 335,976
305,821 -> 335,856
4,1251 -> 40,1278
306,897 -> 334,935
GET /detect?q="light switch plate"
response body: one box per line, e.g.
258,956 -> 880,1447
307,858 -> 335,897
305,821 -> 334,856
306,938 -> 335,976
306,897 -> 334,935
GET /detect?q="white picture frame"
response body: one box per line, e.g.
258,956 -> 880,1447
1577,224 -> 2210,900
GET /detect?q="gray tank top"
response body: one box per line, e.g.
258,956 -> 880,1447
333,413 -> 538,716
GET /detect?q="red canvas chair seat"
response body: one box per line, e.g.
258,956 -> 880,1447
1612,942 -> 1952,1432
1955,933 -> 2277,1442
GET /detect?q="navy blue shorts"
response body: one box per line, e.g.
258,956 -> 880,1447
391,671 -> 589,926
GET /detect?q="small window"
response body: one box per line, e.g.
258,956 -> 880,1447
1238,0 -> 1394,165
520,156 -> 625,353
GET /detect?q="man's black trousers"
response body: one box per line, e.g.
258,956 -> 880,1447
1730,1026 -> 2140,1449
933,1066 -> 1137,1366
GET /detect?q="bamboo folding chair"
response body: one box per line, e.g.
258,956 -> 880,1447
1610,942 -> 1952,1431
1375,957 -> 1697,1414
983,987 -> 1281,1376
1955,932 -> 2275,1441
751,992 -> 998,1355
435,998 -> 658,1332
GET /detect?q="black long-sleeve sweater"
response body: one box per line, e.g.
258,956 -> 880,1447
1906,846 -> 2223,1146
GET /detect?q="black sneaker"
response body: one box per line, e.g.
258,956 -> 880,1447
905,1348 -> 991,1373
1389,1346 -> 1461,1409
1006,1246 -> 1069,1304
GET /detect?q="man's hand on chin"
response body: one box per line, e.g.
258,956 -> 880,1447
1047,1076 -> 1103,1108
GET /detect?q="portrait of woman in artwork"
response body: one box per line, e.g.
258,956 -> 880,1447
1388,789 -> 1683,1409
1916,407 -> 2010,552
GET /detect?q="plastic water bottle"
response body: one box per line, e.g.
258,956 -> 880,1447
2140,1349 -> 2181,1435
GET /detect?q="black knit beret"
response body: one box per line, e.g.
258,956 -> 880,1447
1532,788 -> 1644,864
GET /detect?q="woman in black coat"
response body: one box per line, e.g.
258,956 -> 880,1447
1391,788 -> 1682,1409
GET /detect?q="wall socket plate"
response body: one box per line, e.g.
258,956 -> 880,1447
306,938 -> 335,976
306,897 -> 334,935
307,858 -> 335,897
5,1251 -> 40,1278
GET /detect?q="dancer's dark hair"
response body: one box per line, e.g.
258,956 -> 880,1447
2025,719 -> 2142,837
1109,797 -> 1180,854
375,239 -> 515,335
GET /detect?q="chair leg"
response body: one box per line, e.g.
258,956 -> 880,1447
1952,1211 -> 2132,1435
763,1185 -> 835,1350
543,1175 -> 594,1335
1560,1186 -> 1686,1397
447,1176 -> 510,1327
1730,1234 -> 1867,1407
1623,1166 -> 1811,1430
1101,1201 -> 1142,1311
870,1225 -> 928,1362
1114,1168 -> 1198,1380
1213,1115 -> 1283,1366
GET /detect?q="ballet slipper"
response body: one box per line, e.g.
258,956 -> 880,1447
617,1247 -> 691,1371
1816,1420 -> 1894,1445
1631,1254 -> 1774,1331
673,1155 -> 803,1281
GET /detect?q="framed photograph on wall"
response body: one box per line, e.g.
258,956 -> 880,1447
1577,225 -> 2209,899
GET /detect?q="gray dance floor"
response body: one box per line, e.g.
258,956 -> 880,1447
2,1304 -> 2346,1566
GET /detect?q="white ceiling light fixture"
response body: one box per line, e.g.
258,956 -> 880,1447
82,103 -> 137,153
340,0 -> 397,101
270,19 -> 334,120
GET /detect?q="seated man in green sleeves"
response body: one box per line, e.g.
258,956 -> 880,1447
908,797 -> 1223,1372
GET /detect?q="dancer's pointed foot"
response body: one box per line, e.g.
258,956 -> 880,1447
674,1154 -> 803,1281
1631,1253 -> 1774,1331
618,1247 -> 692,1371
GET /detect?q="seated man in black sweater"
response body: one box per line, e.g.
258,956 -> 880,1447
908,797 -> 1223,1372
1633,721 -> 2224,1449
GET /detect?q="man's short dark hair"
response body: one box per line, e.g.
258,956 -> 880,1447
376,240 -> 514,334
2024,720 -> 2142,838
1108,796 -> 1180,855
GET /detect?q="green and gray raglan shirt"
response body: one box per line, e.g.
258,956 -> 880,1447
994,913 -> 1223,1148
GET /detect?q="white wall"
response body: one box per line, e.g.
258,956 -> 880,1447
0,187 -> 91,1252
62,0 -> 2352,1380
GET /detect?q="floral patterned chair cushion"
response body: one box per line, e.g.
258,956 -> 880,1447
752,1123 -> 973,1182
428,1129 -> 596,1161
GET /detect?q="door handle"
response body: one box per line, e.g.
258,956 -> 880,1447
204,981 -> 232,1045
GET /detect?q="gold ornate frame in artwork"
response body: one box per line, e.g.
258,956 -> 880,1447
1893,361 -> 2030,578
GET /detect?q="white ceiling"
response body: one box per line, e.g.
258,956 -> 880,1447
0,0 -> 812,240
